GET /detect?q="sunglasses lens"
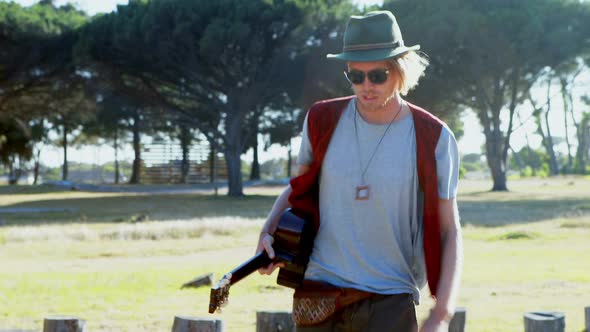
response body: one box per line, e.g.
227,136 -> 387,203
346,70 -> 365,85
346,69 -> 389,85
367,69 -> 389,84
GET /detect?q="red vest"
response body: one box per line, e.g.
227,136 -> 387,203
288,96 -> 444,298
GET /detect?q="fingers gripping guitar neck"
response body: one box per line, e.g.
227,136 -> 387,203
208,209 -> 314,314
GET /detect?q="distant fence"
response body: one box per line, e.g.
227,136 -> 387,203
141,141 -> 227,184
8,306 -> 590,332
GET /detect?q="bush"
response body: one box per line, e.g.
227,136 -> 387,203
519,166 -> 533,178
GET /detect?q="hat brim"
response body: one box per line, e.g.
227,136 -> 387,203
326,45 -> 420,62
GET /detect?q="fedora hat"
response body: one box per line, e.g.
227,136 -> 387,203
327,10 -> 420,62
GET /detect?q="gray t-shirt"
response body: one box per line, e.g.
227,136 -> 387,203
296,99 -> 459,304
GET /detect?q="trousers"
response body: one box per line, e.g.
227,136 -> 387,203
295,293 -> 417,332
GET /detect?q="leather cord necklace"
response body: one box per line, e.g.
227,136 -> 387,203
353,99 -> 404,200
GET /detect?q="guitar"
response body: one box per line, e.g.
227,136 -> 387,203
208,209 -> 315,313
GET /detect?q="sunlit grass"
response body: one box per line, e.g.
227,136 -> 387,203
1,177 -> 590,331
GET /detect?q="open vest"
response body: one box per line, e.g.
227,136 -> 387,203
288,96 -> 444,298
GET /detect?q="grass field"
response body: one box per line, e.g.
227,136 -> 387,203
0,178 -> 589,331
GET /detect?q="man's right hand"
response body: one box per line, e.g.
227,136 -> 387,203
256,232 -> 285,275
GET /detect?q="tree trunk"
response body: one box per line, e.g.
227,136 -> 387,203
180,124 -> 191,184
543,107 -> 560,175
210,143 -> 219,196
62,122 -> 69,181
250,131 -> 260,181
225,147 -> 243,196
484,126 -> 508,191
581,116 -> 590,174
8,156 -> 17,185
129,110 -> 141,184
560,78 -> 573,173
225,112 -> 244,196
487,153 -> 507,191
475,77 -> 509,192
114,129 -> 120,184
534,79 -> 559,176
209,143 -> 216,183
33,148 -> 41,185
287,139 -> 292,178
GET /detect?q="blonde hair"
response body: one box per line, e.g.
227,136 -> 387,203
387,51 -> 429,96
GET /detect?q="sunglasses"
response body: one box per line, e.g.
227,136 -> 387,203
344,69 -> 390,85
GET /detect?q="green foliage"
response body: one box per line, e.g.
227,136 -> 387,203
458,165 -> 466,179
0,1 -> 87,88
509,147 -> 548,177
0,118 -> 33,165
260,158 -> 289,179
0,1 -> 89,180
385,0 -> 590,189
0,1 -> 86,38
461,153 -> 487,174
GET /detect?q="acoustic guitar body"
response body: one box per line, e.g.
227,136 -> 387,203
272,210 -> 315,288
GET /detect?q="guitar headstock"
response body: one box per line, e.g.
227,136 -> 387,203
208,273 -> 232,314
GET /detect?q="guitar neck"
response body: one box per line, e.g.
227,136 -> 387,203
225,251 -> 273,286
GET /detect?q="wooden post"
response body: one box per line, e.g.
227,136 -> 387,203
585,306 -> 590,332
171,316 -> 223,332
524,311 -> 565,332
449,307 -> 466,332
43,316 -> 85,332
256,311 -> 294,332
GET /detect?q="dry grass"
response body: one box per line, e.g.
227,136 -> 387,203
0,217 -> 262,243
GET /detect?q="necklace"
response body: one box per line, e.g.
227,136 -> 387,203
353,99 -> 404,200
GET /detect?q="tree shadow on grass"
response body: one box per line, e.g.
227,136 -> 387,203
0,193 -> 277,226
459,198 -> 590,227
2,187 -> 589,228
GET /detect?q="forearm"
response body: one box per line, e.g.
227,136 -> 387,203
432,199 -> 463,320
260,185 -> 292,234
433,228 -> 462,316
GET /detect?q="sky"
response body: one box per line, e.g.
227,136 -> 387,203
5,0 -> 586,168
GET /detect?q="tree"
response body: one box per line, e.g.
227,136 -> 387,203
529,75 -> 560,175
85,70 -> 161,184
0,1 -> 87,108
0,118 -> 33,184
0,1 -> 88,183
47,77 -> 97,181
509,146 -> 546,177
79,0 -> 309,195
385,0 -> 590,190
577,96 -> 590,173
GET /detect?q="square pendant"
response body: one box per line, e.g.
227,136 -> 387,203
355,185 -> 370,200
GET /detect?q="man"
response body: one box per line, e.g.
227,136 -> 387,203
257,10 -> 462,332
